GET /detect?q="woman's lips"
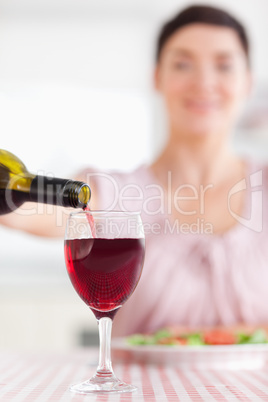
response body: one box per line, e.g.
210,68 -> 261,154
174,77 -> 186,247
184,99 -> 220,112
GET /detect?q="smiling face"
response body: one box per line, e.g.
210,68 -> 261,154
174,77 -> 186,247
154,23 -> 251,139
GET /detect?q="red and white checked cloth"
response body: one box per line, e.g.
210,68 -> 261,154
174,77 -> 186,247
1,348 -> 268,401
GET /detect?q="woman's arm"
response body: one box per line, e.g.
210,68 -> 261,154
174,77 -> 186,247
0,203 -> 68,237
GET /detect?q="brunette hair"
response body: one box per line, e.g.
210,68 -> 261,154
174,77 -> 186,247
156,5 -> 250,64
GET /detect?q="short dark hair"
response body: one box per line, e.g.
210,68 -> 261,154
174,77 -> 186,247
156,5 -> 250,64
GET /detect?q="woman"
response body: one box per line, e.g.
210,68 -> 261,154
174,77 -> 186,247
86,4 -> 268,336
1,5 -> 268,336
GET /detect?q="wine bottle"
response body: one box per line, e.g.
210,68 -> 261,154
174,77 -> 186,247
0,149 -> 91,215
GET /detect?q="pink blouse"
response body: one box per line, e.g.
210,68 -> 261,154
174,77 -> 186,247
81,160 -> 268,336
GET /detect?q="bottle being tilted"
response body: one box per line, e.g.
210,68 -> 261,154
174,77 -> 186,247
0,149 -> 91,215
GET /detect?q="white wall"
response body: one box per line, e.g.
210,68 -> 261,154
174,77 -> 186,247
0,0 -> 268,173
0,0 -> 267,351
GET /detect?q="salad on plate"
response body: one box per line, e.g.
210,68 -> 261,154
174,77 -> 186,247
126,327 -> 268,347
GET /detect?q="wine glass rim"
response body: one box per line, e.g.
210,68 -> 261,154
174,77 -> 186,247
69,209 -> 142,218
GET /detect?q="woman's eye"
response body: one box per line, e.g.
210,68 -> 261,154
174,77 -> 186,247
173,61 -> 191,70
217,63 -> 233,72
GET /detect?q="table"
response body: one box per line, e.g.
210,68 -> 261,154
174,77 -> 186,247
1,348 -> 268,401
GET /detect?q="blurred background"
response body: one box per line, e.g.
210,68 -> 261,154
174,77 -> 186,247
0,0 -> 267,352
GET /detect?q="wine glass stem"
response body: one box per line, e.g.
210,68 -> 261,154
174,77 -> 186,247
96,317 -> 114,378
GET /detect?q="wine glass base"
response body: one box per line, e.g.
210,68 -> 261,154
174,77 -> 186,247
70,378 -> 137,394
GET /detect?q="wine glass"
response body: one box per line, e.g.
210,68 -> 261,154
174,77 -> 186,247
64,210 -> 145,394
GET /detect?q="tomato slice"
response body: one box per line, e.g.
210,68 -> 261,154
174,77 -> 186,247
204,330 -> 237,345
174,337 -> 188,345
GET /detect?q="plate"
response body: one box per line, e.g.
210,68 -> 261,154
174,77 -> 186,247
112,337 -> 268,370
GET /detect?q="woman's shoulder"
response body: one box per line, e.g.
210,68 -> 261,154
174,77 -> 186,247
77,164 -> 150,180
81,165 -> 156,196
246,158 -> 268,188
76,164 -> 152,210
105,164 -> 152,183
246,157 -> 268,171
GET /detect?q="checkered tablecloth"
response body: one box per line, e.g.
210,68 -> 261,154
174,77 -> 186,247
1,348 -> 268,401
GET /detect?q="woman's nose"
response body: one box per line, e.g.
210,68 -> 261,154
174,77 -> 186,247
192,66 -> 217,93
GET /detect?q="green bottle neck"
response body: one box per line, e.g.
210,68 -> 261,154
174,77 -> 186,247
30,175 -> 91,208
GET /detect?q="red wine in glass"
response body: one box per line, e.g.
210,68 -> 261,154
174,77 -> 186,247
65,237 -> 144,319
